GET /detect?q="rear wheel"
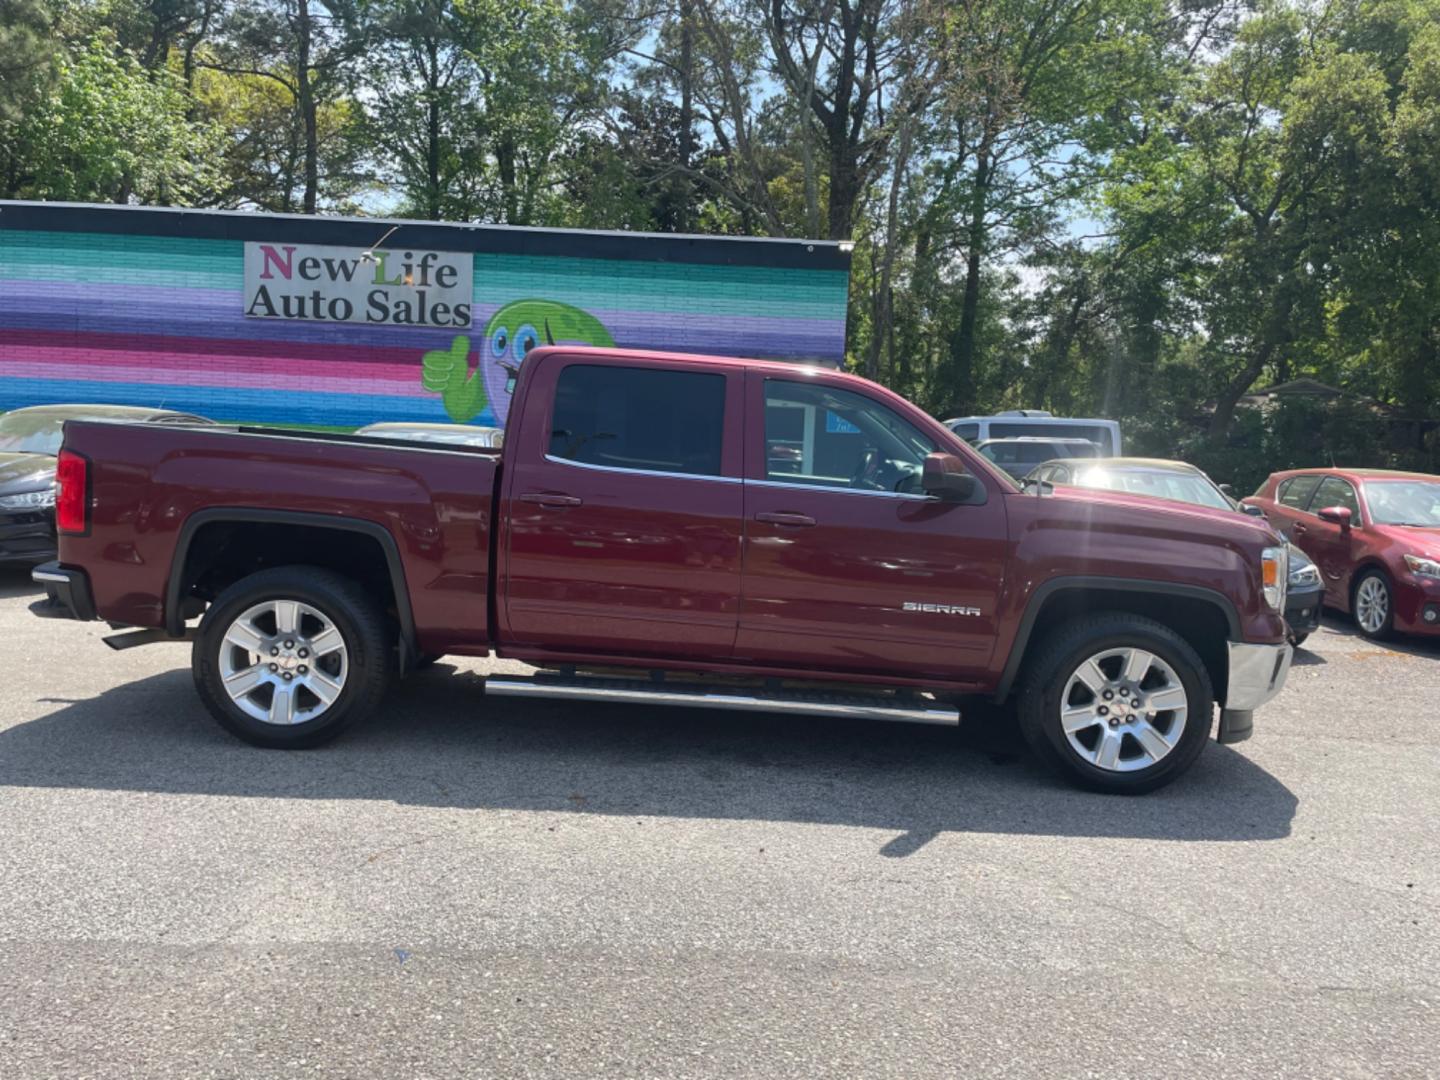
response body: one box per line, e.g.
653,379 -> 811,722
1352,570 -> 1395,641
192,566 -> 393,748
1017,614 -> 1214,794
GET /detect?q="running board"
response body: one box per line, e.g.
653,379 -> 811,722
484,673 -> 959,726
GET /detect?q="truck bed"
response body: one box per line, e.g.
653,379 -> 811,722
58,421 -> 500,655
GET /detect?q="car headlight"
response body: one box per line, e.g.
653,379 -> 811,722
1288,561 -> 1321,588
0,487 -> 55,510
1403,554 -> 1440,580
1262,546 -> 1288,611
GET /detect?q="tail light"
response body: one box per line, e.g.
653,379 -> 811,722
55,448 -> 89,534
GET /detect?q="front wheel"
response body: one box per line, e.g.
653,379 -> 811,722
1352,570 -> 1395,641
192,566 -> 394,748
1017,614 -> 1215,794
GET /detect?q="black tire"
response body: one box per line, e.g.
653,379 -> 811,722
192,566 -> 394,748
1016,614 -> 1215,795
1289,632 -> 1309,648
1351,569 -> 1396,641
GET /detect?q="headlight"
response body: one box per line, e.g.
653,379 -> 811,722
0,487 -> 55,510
1261,546 -> 1288,611
1289,561 -> 1321,588
1404,554 -> 1440,580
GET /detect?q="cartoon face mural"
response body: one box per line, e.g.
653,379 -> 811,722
481,300 -> 615,424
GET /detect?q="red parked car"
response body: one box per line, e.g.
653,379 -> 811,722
1245,469 -> 1440,640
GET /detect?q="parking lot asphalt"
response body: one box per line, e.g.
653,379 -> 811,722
0,568 -> 1436,1079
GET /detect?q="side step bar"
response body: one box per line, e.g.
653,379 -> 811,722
485,673 -> 959,726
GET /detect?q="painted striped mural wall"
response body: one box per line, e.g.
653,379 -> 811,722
0,204 -> 851,429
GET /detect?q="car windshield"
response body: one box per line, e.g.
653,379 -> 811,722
1069,466 -> 1233,510
1364,480 -> 1440,526
0,412 -> 68,455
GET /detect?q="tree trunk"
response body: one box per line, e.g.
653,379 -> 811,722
865,120 -> 913,380
496,136 -> 518,224
826,147 -> 857,240
1208,341 -> 1276,446
676,0 -> 695,232
297,0 -> 318,214
426,38 -> 441,220
946,160 -> 990,415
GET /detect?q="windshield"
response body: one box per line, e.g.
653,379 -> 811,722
981,441 -> 1096,466
1069,466 -> 1233,510
0,412 -> 68,455
1364,480 -> 1440,526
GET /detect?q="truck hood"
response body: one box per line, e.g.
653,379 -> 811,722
1038,486 -> 1280,543
1005,484 -> 1284,623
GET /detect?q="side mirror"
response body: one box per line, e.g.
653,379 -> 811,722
1317,506 -> 1352,529
1241,503 -> 1266,518
922,452 -> 978,502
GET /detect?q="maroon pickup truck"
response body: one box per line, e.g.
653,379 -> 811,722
33,347 -> 1293,793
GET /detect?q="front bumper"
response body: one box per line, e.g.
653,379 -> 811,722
1284,585 -> 1325,637
30,561 -> 97,622
1225,640 -> 1293,711
1216,640 -> 1293,746
0,509 -> 56,564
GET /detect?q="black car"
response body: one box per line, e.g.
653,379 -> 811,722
1024,456 -> 1326,647
0,404 -> 214,565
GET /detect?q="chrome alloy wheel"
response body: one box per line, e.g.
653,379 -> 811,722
218,599 -> 348,726
1355,575 -> 1390,635
1059,647 -> 1189,773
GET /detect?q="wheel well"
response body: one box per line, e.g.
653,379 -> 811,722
169,519 -> 409,653
1001,586 -> 1232,703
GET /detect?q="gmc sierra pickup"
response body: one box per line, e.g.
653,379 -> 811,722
32,347 -> 1293,793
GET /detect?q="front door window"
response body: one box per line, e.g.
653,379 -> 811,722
762,380 -> 934,495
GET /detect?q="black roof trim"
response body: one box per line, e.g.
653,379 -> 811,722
0,200 -> 852,272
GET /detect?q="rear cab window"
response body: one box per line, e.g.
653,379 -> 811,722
549,364 -> 726,477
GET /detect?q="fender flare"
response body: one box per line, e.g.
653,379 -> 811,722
165,507 -> 417,664
993,576 -> 1243,701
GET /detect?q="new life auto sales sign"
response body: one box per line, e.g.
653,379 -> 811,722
243,242 -> 474,328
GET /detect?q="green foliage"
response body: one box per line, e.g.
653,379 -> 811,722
3,0 -> 1439,478
18,33 -> 220,203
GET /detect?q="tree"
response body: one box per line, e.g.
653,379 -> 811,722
17,33 -> 220,204
207,0 -> 369,213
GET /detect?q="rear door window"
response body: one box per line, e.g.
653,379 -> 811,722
1278,475 -> 1324,511
549,364 -> 726,477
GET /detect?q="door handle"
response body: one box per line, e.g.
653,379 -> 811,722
520,492 -> 583,509
1292,523 -> 1307,535
755,511 -> 816,527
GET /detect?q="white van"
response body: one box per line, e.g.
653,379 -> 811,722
944,410 -> 1122,455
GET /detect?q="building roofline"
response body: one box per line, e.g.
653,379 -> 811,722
0,200 -> 853,273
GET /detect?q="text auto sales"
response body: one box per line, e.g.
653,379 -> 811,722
243,242 -> 473,328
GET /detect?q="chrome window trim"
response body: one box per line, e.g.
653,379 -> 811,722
749,477 -> 934,502
543,453 -> 740,484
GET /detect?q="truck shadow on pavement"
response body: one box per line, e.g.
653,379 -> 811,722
0,665 -> 1299,854
0,568 -> 41,600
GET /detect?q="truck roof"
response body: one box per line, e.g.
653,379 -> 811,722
528,345 -> 846,379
